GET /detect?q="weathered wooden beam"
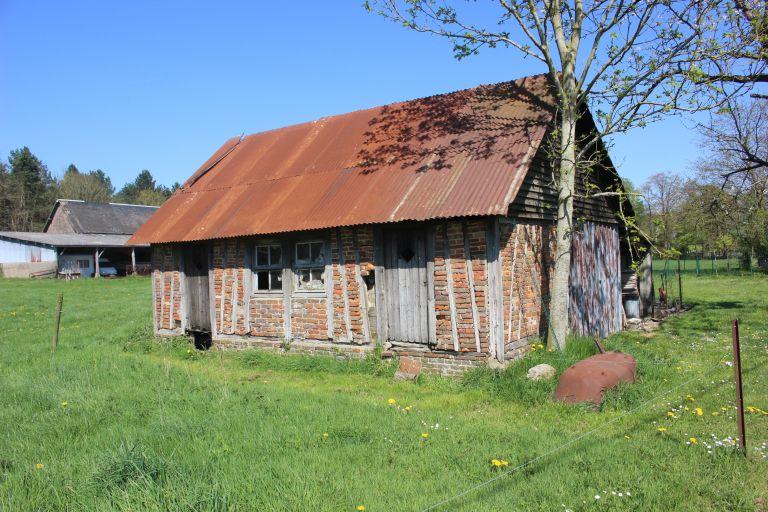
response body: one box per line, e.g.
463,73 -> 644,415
373,227 -> 388,343
486,218 -> 504,361
131,248 -> 136,275
324,234 -> 334,339
336,229 -> 353,343
243,240 -> 253,335
463,221 -> 481,353
353,229 -> 371,345
282,238 -> 293,340
219,243 -> 226,333
207,243 -> 218,339
506,223 -> 519,346
443,222 -> 460,352
425,225 -> 437,346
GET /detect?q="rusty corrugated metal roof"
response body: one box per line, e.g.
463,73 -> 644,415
130,74 -> 556,244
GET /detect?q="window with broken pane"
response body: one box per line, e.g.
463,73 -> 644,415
294,241 -> 325,291
253,243 -> 282,291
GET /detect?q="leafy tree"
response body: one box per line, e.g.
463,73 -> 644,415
365,0 -> 739,348
3,147 -> 55,230
58,165 -> 114,202
115,169 -> 172,206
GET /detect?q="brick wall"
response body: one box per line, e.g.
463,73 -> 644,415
330,227 -> 374,344
249,297 -> 283,337
499,222 -> 556,357
212,239 -> 248,336
151,245 -> 183,334
433,220 -> 490,353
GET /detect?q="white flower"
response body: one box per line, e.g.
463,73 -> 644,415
595,495 -> 601,500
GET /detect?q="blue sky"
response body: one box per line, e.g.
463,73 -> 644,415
0,1 -> 702,190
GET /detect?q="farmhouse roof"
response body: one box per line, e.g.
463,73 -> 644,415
0,232 -> 142,248
44,199 -> 159,235
130,73 -> 556,244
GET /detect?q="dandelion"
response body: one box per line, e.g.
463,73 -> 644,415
537,343 -> 544,349
322,432 -> 329,439
387,398 -> 396,405
186,348 -> 193,354
694,407 -> 703,416
547,348 -> 554,352
657,427 -> 668,433
689,437 -> 698,445
686,395 -> 695,402
491,459 -> 509,468
404,406 -> 412,412
711,412 -> 719,416
666,411 -> 676,418
34,463 -> 44,470
357,506 -> 366,511
60,401 -> 68,408
421,432 -> 430,439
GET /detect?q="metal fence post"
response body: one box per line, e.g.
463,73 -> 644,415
731,319 -> 746,457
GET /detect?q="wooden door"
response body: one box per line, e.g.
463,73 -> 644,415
384,229 -> 429,344
184,245 -> 210,332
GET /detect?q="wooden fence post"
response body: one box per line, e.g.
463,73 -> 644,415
51,293 -> 63,352
731,319 -> 747,457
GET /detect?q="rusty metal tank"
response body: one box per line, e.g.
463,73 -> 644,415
554,352 -> 637,405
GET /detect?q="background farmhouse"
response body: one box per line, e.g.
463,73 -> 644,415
131,74 -> 653,374
0,199 -> 156,278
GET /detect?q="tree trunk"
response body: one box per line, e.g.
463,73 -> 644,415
547,102 -> 577,351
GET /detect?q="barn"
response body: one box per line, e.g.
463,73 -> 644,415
130,74 -> 650,374
0,199 -> 157,278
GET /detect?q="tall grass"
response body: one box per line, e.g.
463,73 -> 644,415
0,276 -> 765,510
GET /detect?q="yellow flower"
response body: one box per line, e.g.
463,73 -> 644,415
711,412 -> 719,416
666,411 -> 676,418
60,401 -> 68,408
421,432 -> 430,439
694,407 -> 703,416
322,432 -> 329,439
537,343 -> 544,349
404,406 -> 412,412
547,348 -> 554,352
357,506 -> 366,511
689,437 -> 698,445
186,348 -> 193,354
746,406 -> 760,413
624,435 -> 631,440
491,459 -> 509,468
34,463 -> 44,470
530,346 -> 536,351
657,427 -> 668,433
686,395 -> 695,402
387,398 -> 396,405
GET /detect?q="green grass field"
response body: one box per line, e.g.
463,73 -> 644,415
0,276 -> 766,511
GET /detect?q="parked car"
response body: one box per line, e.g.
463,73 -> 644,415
98,258 -> 118,277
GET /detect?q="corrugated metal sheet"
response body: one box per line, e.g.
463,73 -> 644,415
44,200 -> 159,235
0,232 -> 140,248
130,74 -> 556,245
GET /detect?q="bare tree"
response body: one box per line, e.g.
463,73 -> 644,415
365,0 -> 735,349
642,172 -> 685,251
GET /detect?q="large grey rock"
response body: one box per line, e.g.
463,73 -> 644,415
527,363 -> 556,381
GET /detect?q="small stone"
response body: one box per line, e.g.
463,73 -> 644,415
394,356 -> 422,380
527,363 -> 556,381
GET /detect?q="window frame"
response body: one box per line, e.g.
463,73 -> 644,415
293,240 -> 326,293
252,242 -> 283,294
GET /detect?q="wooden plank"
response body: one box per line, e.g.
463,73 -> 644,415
462,221 -> 481,353
425,225 -> 436,346
243,240 -> 253,334
506,223 -> 519,346
282,238 -> 293,340
179,249 -> 188,332
417,232 -> 428,344
443,222 -> 460,352
486,217 -> 504,361
324,234 -> 334,339
353,229 -> 371,344
336,229 -> 353,342
207,243 -> 218,339
373,227 -> 388,343
218,243 -> 226,333
230,241 -> 238,335
386,233 -> 400,340
151,248 -> 159,335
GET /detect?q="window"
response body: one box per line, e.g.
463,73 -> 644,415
253,244 -> 282,291
77,259 -> 90,269
294,241 -> 325,291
